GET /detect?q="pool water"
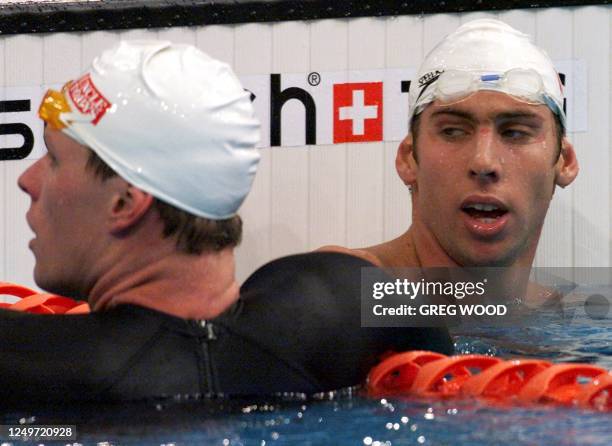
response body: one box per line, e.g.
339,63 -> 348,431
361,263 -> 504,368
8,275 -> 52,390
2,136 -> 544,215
1,294 -> 610,445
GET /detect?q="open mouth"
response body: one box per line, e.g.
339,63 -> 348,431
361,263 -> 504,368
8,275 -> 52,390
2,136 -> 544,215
461,203 -> 508,223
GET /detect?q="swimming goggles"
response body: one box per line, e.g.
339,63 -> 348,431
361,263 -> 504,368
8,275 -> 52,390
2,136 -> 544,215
39,79 -> 109,131
415,68 -> 564,121
38,83 -> 72,130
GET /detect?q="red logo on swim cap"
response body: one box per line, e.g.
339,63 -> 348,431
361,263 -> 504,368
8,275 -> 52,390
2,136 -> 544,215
67,73 -> 112,125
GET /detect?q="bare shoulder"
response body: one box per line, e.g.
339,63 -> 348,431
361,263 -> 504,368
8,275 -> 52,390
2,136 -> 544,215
315,245 -> 384,267
525,281 -> 563,307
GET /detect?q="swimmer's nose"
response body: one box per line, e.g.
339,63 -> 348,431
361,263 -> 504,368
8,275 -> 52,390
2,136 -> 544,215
468,128 -> 501,183
18,159 -> 41,200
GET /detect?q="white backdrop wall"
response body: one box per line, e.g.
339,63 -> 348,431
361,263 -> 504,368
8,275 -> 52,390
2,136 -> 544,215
0,5 -> 610,289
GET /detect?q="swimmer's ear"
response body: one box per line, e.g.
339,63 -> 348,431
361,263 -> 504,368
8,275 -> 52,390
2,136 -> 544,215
396,134 -> 418,187
108,183 -> 155,234
554,137 -> 579,188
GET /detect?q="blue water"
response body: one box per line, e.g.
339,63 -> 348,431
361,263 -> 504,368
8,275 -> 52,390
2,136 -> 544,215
1,296 -> 610,445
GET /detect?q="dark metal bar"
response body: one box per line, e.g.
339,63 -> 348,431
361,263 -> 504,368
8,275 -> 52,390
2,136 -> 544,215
0,0 -> 608,35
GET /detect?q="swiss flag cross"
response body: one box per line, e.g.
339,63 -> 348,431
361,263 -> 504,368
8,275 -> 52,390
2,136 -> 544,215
333,82 -> 383,143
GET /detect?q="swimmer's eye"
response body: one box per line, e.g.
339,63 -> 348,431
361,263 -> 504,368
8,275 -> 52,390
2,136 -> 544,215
439,127 -> 469,139
46,151 -> 58,166
499,127 -> 537,143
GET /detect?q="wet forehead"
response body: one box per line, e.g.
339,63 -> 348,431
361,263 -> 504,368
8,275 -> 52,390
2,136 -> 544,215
43,125 -> 92,164
421,91 -> 555,126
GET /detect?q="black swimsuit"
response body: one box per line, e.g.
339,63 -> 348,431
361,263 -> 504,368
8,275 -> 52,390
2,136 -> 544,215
0,252 -> 452,403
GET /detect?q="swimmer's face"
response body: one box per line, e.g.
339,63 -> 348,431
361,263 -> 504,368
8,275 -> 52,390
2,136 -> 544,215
18,126 -> 120,298
396,91 -> 579,266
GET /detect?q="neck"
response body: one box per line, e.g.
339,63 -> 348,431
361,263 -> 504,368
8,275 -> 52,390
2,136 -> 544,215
89,246 -> 239,319
409,222 -> 458,268
409,218 -> 536,301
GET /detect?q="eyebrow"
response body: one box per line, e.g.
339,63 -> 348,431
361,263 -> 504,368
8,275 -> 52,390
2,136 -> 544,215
430,108 -> 545,124
495,112 -> 545,124
430,109 -> 475,122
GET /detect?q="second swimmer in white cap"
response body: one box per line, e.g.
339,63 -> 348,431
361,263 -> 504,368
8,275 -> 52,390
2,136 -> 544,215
21,40 -> 261,317
321,19 -> 579,280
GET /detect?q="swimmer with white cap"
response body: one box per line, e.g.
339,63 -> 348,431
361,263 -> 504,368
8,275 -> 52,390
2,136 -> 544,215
8,41 -> 453,403
20,41 -> 260,318
320,19 -> 579,294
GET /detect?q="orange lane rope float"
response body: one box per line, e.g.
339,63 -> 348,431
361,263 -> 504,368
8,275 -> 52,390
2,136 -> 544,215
0,282 -> 89,314
368,351 -> 611,412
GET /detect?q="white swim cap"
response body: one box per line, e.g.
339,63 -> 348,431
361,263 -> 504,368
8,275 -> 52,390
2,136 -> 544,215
47,40 -> 260,220
408,19 -> 565,130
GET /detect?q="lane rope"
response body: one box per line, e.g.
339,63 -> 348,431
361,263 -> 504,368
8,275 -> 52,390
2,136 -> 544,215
368,350 -> 611,412
0,281 -> 89,314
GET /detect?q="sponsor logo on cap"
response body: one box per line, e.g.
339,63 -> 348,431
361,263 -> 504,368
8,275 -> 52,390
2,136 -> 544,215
67,74 -> 112,125
416,70 -> 444,103
418,70 -> 444,87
